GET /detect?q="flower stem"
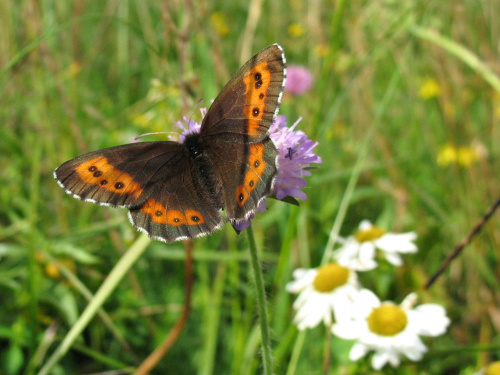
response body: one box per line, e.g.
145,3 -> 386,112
247,223 -> 272,375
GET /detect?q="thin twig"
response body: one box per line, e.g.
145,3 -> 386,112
163,0 -> 193,114
425,196 -> 500,290
322,326 -> 331,375
133,240 -> 193,375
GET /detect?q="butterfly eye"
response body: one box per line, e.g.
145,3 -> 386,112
93,170 -> 103,177
115,182 -> 124,189
254,72 -> 261,81
88,166 -> 97,172
259,93 -> 264,99
252,108 -> 260,116
100,180 -> 108,185
255,81 -> 263,89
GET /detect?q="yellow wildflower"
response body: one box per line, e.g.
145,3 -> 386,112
45,262 -> 60,279
288,23 -> 305,38
210,12 -> 229,36
436,144 -> 457,167
314,43 -> 329,57
418,78 -> 441,99
456,146 -> 480,167
437,143 -> 483,168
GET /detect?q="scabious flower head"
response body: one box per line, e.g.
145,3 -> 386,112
169,107 -> 206,142
173,111 -> 321,203
170,110 -> 321,232
230,115 -> 322,231
333,220 -> 417,271
332,289 -> 450,370
285,65 -> 313,95
269,115 -> 322,201
286,263 -> 361,330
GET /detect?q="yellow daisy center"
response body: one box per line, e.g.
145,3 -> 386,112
486,361 -> 500,375
355,226 -> 387,243
312,264 -> 349,293
367,304 -> 408,336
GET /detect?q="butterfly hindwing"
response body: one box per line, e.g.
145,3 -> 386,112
128,158 -> 223,242
204,136 -> 278,221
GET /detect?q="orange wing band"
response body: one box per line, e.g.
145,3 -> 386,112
140,198 -> 206,226
235,144 -> 267,207
242,61 -> 272,135
75,157 -> 144,199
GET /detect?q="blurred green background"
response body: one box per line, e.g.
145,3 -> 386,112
1,0 -> 499,374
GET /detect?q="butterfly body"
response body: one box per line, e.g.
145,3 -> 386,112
54,44 -> 287,242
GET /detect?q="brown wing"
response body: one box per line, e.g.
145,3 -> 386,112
55,141 -> 223,242
127,157 -> 223,243
201,44 -> 286,141
54,142 -> 184,208
204,136 -> 278,222
200,44 -> 286,221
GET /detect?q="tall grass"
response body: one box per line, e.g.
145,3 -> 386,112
1,1 -> 499,374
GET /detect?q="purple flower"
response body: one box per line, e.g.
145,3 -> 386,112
285,65 -> 313,95
169,108 -> 206,142
269,115 -> 322,201
170,109 -> 322,232
232,115 -> 322,231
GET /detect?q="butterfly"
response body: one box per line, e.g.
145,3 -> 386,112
54,44 -> 287,243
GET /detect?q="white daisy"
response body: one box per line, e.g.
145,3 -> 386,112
474,361 -> 500,375
332,289 -> 450,370
333,220 -> 418,271
286,263 -> 361,330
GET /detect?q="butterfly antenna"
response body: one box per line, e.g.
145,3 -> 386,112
134,131 -> 179,141
135,99 -> 205,141
188,98 -> 204,125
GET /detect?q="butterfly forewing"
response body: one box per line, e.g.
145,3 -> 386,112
54,142 -> 187,207
201,44 -> 286,222
201,44 -> 286,140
